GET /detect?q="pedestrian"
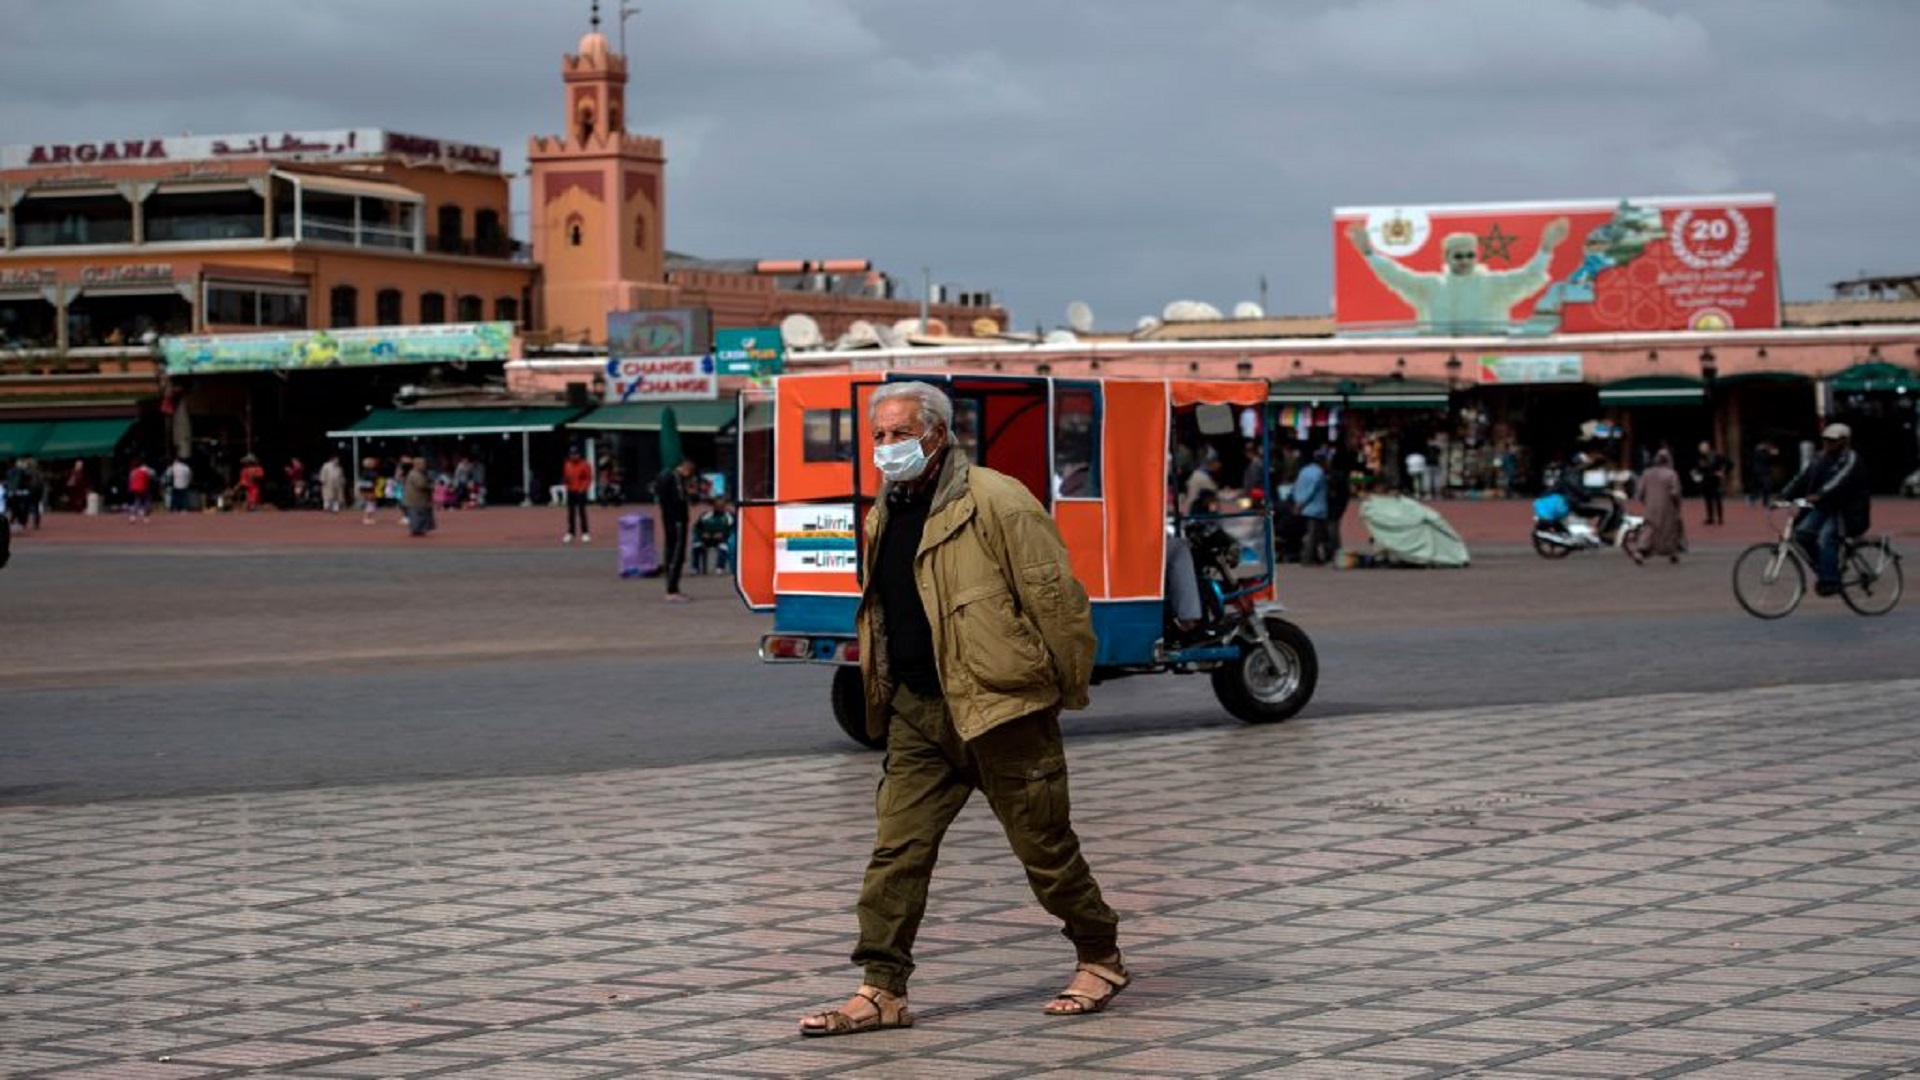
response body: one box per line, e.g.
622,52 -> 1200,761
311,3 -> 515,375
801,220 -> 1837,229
238,455 -> 265,511
1630,448 -> 1686,563
1746,441 -> 1777,507
64,458 -> 90,513
17,456 -> 44,530
1293,450 -> 1332,565
358,456 -> 380,524
561,445 -> 593,544
1323,443 -> 1354,558
167,455 -> 193,513
652,457 -> 696,602
126,457 -> 155,522
1404,446 -> 1428,498
285,456 -> 307,508
797,381 -> 1123,1038
1694,440 -> 1730,525
319,453 -> 347,513
402,456 -> 434,537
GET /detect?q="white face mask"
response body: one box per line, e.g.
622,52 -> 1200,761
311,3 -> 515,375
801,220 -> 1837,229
873,433 -> 932,483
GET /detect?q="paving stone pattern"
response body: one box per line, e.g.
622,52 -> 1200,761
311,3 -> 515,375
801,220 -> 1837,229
4,681 -> 1919,1078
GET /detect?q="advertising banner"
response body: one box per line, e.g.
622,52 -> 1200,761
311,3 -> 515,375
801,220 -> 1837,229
1334,194 -> 1778,337
603,355 -> 718,402
163,322 -> 514,373
1476,354 -> 1585,385
713,326 -> 785,377
608,308 -> 711,358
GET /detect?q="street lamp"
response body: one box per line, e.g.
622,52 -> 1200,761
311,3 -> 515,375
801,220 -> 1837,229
1699,348 -> 1719,451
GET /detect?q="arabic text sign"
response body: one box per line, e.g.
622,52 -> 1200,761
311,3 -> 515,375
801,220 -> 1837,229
163,322 -> 515,374
604,355 -> 718,402
1333,194 -> 1778,336
775,504 -> 858,574
713,326 -> 785,376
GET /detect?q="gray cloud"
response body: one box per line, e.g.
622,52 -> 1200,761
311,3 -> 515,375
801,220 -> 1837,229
1,0 -> 1914,329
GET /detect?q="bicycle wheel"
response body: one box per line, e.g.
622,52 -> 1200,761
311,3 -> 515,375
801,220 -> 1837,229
1733,542 -> 1805,619
1840,541 -> 1903,616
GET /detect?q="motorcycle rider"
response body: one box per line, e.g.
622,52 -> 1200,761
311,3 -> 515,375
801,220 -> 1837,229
1780,423 -> 1869,596
1552,452 -> 1622,539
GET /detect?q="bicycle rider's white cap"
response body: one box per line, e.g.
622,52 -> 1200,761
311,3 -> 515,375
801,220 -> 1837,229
1821,422 -> 1851,440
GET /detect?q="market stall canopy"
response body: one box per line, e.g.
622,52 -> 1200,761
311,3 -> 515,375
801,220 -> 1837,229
567,401 -> 737,433
326,405 -> 584,439
0,416 -> 134,458
1598,375 -> 1704,407
1359,495 -> 1471,567
1829,361 -> 1920,394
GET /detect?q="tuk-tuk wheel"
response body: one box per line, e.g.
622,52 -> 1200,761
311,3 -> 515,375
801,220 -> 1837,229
832,665 -> 886,750
1211,616 -> 1317,724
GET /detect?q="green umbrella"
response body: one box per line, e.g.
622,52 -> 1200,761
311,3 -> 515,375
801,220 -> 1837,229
658,405 -> 683,474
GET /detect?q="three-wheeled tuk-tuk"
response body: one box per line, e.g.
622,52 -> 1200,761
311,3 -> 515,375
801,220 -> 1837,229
734,370 -> 1317,748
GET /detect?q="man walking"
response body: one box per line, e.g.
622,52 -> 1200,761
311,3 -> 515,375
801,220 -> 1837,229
798,381 -> 1123,1038
652,458 -> 696,602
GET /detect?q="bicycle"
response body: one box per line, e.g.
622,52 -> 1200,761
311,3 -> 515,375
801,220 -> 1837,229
1732,499 -> 1903,619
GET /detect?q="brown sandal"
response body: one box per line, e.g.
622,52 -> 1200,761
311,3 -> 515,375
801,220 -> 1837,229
1043,960 -> 1131,1015
799,986 -> 914,1038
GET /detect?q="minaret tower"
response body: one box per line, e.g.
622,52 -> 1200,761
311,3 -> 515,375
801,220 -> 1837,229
528,1 -> 675,342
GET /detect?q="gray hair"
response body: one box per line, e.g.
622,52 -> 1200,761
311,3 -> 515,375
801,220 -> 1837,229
869,380 -> 953,432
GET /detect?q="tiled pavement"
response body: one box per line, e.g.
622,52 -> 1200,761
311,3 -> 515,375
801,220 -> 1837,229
5,680 -> 1919,1078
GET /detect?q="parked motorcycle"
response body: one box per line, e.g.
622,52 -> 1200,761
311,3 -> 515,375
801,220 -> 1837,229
1531,491 -> 1644,559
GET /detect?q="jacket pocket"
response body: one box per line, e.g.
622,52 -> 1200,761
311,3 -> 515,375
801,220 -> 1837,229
951,580 -> 1051,693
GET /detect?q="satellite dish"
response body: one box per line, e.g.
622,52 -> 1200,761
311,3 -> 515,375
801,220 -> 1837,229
780,313 -> 823,349
837,319 -> 880,349
971,316 -> 1002,337
874,323 -> 907,348
1233,301 -> 1265,319
1136,315 -> 1161,331
1044,329 -> 1079,345
1065,301 -> 1094,334
891,318 -> 923,337
1162,300 -> 1224,322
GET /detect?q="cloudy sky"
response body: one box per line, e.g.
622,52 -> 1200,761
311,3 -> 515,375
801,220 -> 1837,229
2,0 -> 1915,332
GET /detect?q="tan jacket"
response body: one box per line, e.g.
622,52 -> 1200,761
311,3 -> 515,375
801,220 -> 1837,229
856,451 -> 1096,742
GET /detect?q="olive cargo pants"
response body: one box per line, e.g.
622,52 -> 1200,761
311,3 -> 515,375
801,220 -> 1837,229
854,685 -> 1120,995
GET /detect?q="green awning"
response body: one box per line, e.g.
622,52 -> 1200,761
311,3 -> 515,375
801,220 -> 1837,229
327,406 -> 585,439
1599,375 -> 1704,406
569,401 -> 737,433
1829,361 -> 1920,393
0,417 -> 133,458
1269,379 -> 1350,405
1270,377 -> 1449,410
0,421 -> 55,458
1348,378 -> 1450,410
34,417 -> 136,457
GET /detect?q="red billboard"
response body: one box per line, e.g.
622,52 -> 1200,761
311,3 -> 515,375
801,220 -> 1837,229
1333,194 -> 1777,336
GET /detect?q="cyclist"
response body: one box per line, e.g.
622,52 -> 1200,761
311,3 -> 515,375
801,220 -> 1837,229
1779,423 -> 1869,596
